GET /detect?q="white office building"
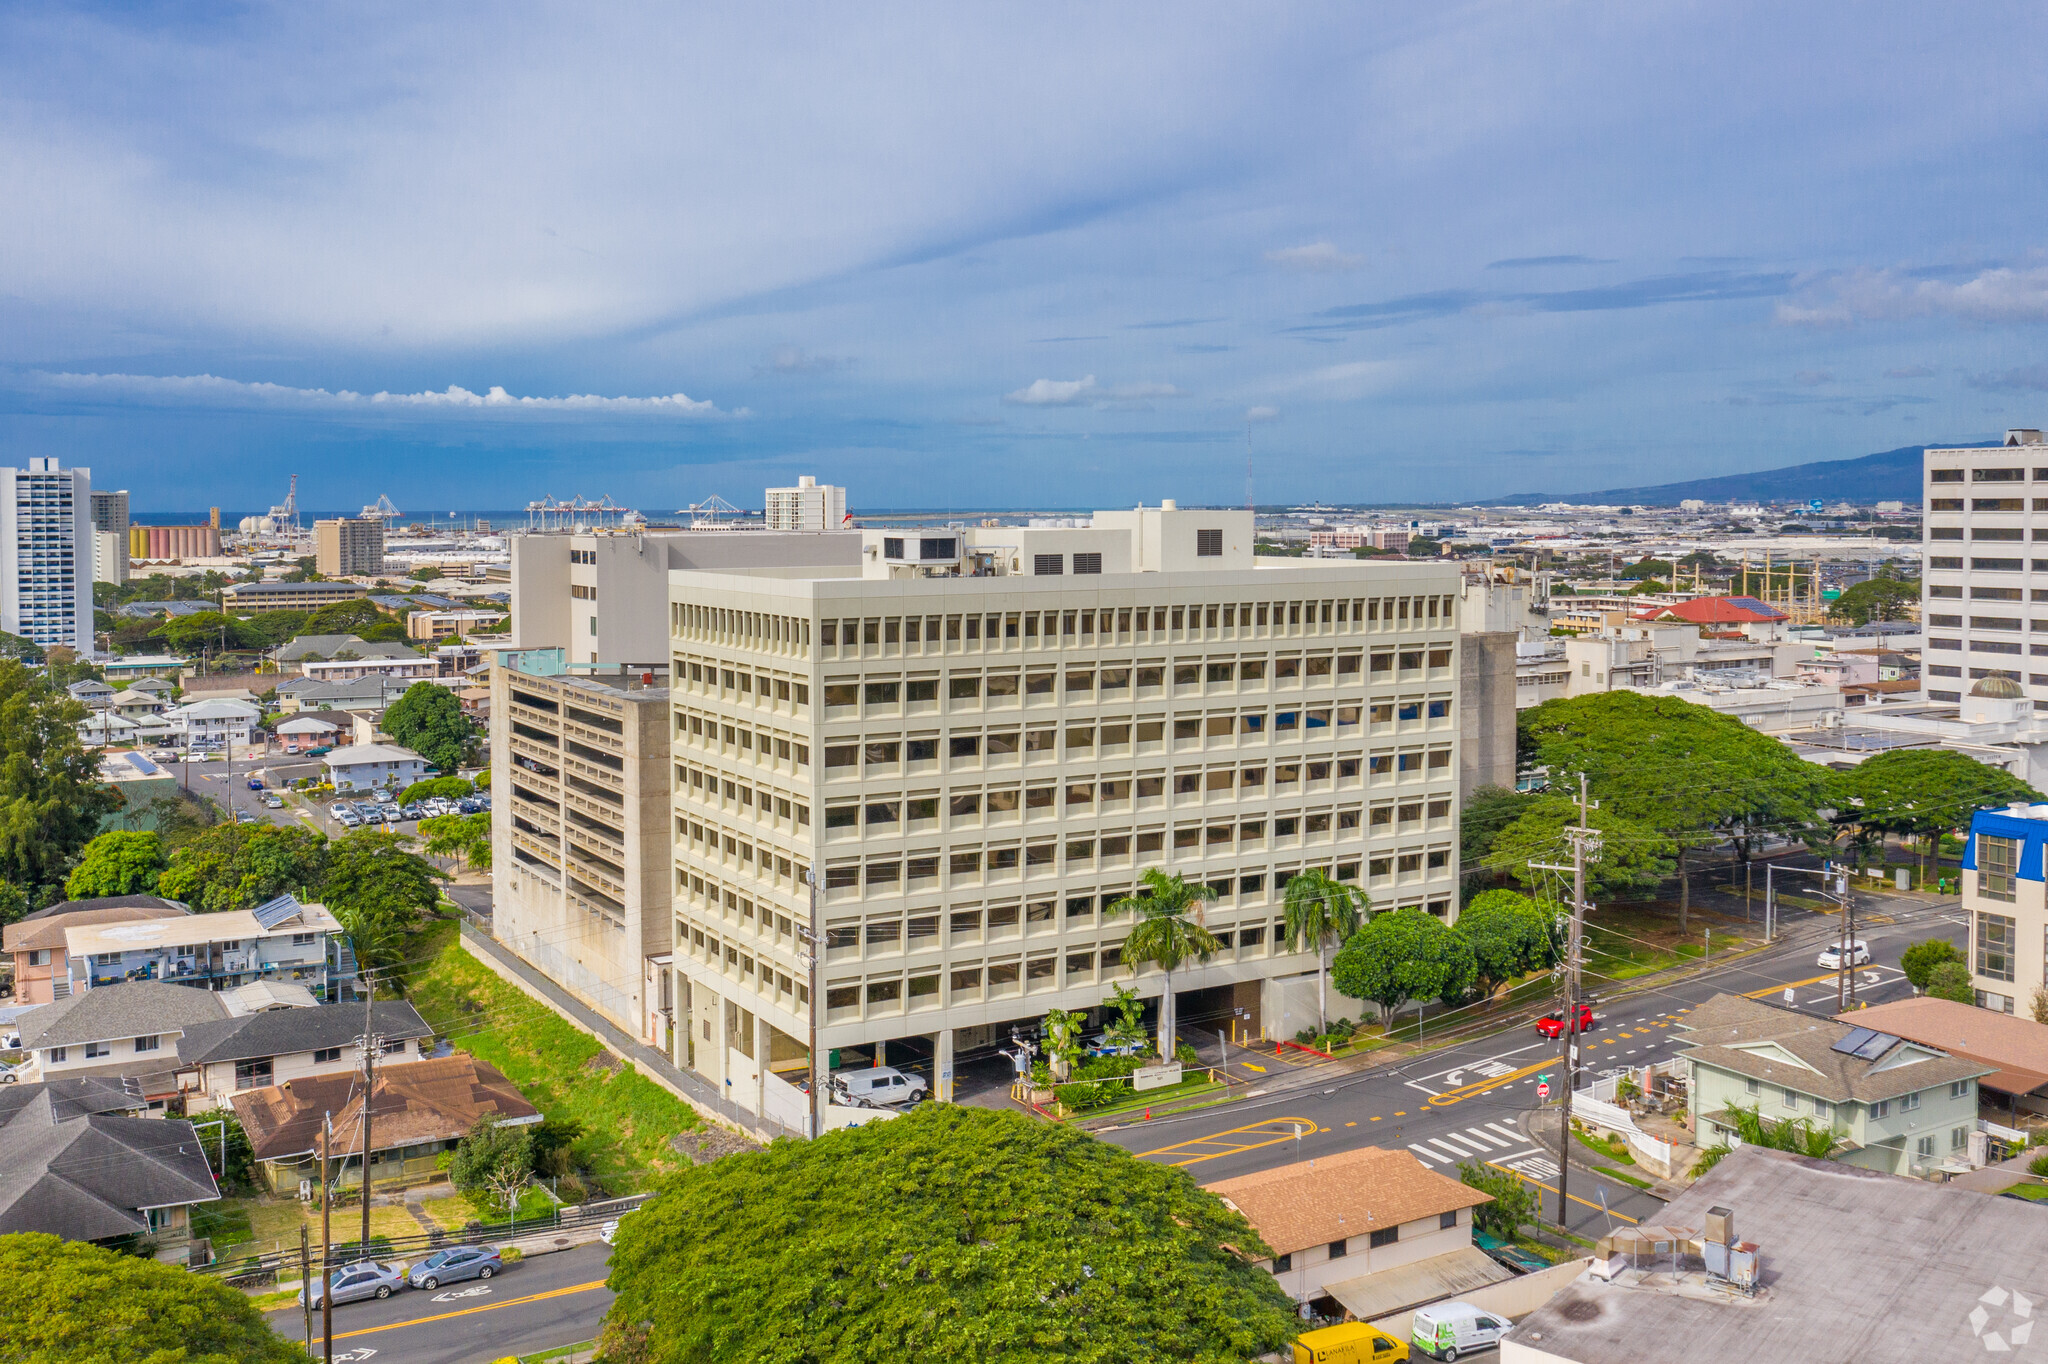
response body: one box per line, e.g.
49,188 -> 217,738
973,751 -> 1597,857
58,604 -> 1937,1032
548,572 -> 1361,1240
1923,429 -> 2048,707
90,488 -> 130,587
665,501 -> 1463,1127
764,476 -> 847,532
0,458 -> 92,653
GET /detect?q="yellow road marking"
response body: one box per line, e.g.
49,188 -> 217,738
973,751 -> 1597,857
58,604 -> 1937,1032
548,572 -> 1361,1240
328,1279 -> 609,1341
1240,1062 -> 1267,1073
1745,971 -> 1853,999
1134,1117 -> 1323,1167
1485,1163 -> 1641,1224
1427,1057 -> 1553,1109
1369,1115 -> 1382,1122
1345,1121 -> 1357,1127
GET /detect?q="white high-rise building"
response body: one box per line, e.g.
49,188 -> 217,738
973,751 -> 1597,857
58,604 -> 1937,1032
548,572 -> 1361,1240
90,488 -> 129,587
0,458 -> 92,653
662,501 -> 1463,1128
1922,430 -> 2048,707
764,476 -> 847,532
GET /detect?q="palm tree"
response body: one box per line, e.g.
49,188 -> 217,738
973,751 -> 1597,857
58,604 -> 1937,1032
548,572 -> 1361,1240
1282,869 -> 1369,1033
1113,869 -> 1222,1060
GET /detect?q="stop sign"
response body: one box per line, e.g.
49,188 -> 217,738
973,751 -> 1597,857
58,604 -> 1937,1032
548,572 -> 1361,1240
1537,1081 -> 1551,1100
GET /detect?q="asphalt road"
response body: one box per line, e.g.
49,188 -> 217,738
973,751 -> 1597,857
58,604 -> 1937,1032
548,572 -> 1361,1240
1095,890 -> 1966,1239
268,1241 -> 613,1364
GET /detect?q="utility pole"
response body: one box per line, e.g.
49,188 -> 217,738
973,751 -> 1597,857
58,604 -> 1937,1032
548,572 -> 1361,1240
802,865 -> 823,1139
298,1223 -> 312,1348
357,983 -> 379,1255
1531,773 -> 1599,1235
320,1110 -> 333,1362
1835,865 -> 1856,1011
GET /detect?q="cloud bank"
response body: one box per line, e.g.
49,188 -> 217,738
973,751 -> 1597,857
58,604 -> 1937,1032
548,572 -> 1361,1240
32,372 -> 736,417
1265,242 -> 1363,273
1778,267 -> 2048,326
1002,376 -> 1184,407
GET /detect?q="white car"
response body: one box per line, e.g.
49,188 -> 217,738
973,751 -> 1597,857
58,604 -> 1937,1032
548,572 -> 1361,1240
1817,940 -> 1871,970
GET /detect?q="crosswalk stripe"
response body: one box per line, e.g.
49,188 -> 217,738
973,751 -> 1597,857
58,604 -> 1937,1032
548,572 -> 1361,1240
1408,1143 -> 1447,1165
1430,1136 -> 1478,1157
1461,1126 -> 1513,1149
1483,1122 -> 1525,1143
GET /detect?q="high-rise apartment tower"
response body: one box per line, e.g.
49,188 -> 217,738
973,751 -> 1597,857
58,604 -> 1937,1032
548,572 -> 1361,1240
89,489 -> 129,587
764,476 -> 847,532
0,458 -> 92,653
1923,430 -> 2048,707
314,517 -> 386,578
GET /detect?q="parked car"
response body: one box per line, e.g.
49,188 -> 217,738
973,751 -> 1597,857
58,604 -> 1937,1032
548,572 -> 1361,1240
458,798 -> 483,814
302,1260 -> 406,1307
150,749 -> 179,762
406,1244 -> 501,1290
1291,1321 -> 1409,1363
262,794 -> 284,809
1410,1301 -> 1513,1361
306,745 -> 333,757
402,803 -> 425,820
599,1213 -> 635,1245
1535,1005 -> 1594,1039
234,811 -> 257,824
1086,1033 -> 1147,1057
1816,939 -> 1871,970
373,789 -> 396,804
833,1065 -> 928,1106
246,778 -> 264,790
338,812 -> 361,828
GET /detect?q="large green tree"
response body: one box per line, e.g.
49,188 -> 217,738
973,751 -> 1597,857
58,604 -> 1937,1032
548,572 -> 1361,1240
1113,869 -> 1222,1058
0,660 -> 122,908
382,681 -> 472,773
156,823 -> 329,912
1332,907 -> 1477,1018
420,812 -> 491,870
0,1232 -> 309,1362
1488,797 -> 1677,905
1826,572 -> 1919,626
449,1116 -> 535,1216
319,829 -> 447,979
1456,889 -> 1557,996
64,830 -> 167,900
1460,785 -> 1544,889
1518,692 -> 1831,927
1281,869 -> 1368,1033
1831,748 -> 2041,881
598,1106 -> 1296,1363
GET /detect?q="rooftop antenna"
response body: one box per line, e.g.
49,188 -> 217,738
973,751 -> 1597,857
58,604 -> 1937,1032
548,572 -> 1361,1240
1244,421 -> 1255,515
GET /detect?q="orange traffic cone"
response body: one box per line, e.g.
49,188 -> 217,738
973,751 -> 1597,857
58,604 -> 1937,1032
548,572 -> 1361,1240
1143,1107 -> 1152,1121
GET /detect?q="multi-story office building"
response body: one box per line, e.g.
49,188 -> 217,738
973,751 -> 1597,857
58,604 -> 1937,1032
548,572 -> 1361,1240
508,528 -> 858,669
764,476 -> 847,532
1923,429 -> 2048,706
1964,803 -> 2048,1015
0,457 -> 92,653
314,516 -> 386,577
90,489 -> 129,586
665,503 -> 1463,1124
491,652 -> 673,1040
222,580 -> 371,612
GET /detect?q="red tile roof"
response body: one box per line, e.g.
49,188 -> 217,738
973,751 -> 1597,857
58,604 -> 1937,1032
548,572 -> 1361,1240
1633,595 -> 1790,625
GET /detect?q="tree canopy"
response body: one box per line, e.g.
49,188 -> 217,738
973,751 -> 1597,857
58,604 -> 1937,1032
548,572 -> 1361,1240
0,1232 -> 309,1363
1281,868 -> 1368,1032
382,682 -> 472,774
1900,937 -> 1964,991
1457,889 -> 1556,995
449,1116 -> 534,1214
1518,692 -> 1831,922
302,598 -> 385,634
319,829 -> 446,977
64,831 -> 166,900
598,1105 -> 1297,1364
1826,572 -> 1918,626
1332,907 -> 1476,1014
1926,961 -> 1974,1004
156,823 -> 328,912
1831,749 -> 2040,855
1487,796 -> 1677,905
1459,786 -> 1543,886
0,661 -> 122,908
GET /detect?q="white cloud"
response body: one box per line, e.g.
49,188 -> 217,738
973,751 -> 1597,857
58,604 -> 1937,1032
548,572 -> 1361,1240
33,371 -> 735,416
1778,266 -> 2048,325
1274,359 -> 1400,401
1265,242 -> 1364,273
1001,376 -> 1184,407
1245,405 -> 1281,422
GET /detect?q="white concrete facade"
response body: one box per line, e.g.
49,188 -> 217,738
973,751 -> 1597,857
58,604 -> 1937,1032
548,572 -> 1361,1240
666,510 -> 1463,1116
0,458 -> 92,653
764,476 -> 846,532
1923,430 -> 2048,708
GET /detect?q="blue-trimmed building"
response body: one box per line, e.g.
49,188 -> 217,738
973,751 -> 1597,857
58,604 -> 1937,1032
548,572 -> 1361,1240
1963,805 -> 2048,1014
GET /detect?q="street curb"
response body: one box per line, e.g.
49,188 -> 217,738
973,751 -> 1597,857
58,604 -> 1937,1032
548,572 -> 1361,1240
1523,1104 -> 1689,1201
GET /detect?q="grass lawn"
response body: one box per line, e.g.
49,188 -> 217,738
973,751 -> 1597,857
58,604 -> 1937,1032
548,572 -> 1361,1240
1582,904 -> 1749,982
1572,1127 -> 1636,1166
399,916 -> 699,1192
2005,1182 -> 2048,1202
208,1196 -> 428,1261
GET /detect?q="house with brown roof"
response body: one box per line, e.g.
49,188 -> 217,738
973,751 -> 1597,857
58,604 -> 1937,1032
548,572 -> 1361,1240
3,896 -> 190,1005
1677,992 -> 1994,1177
229,1052 -> 539,1194
1835,995 -> 2048,1117
1203,1146 -> 1501,1318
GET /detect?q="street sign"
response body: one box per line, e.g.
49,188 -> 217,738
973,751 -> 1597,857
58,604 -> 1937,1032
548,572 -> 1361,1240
1537,1081 -> 1551,1100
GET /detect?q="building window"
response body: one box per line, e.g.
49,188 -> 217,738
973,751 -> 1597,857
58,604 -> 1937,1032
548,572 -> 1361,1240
1978,912 -> 2018,982
1073,552 -> 1103,575
1327,1238 -> 1347,1259
1033,554 -> 1063,576
1782,1087 -> 1798,1108
133,1035 -> 157,1053
1369,1226 -> 1398,1249
1900,1091 -> 1921,1112
48,1047 -> 65,1063
1954,1126 -> 1971,1150
1978,836 -> 2019,902
314,1047 -> 342,1064
1440,1210 -> 1458,1230
1273,1252 -> 1292,1272
1916,1135 -> 1936,1159
84,1041 -> 109,1059
1744,1077 -> 1760,1096
1870,1099 -> 1890,1119
1196,529 -> 1223,557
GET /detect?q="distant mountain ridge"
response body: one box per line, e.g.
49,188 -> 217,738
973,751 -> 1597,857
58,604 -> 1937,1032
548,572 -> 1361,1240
1487,443 -> 1961,507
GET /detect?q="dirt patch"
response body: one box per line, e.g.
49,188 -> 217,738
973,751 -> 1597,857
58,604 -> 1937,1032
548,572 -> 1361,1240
583,1050 -> 624,1076
670,1127 -> 760,1164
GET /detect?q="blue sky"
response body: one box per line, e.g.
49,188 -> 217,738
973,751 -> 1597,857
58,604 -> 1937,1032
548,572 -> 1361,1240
5,3 -> 2048,512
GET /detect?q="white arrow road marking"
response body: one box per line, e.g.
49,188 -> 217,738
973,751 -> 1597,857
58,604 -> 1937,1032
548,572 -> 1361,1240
429,1286 -> 493,1303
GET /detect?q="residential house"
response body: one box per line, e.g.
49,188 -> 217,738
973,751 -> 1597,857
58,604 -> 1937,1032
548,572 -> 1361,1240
4,896 -> 191,1005
14,982 -> 242,1105
323,742 -> 432,790
1501,1146 -> 2048,1364
1630,594 -> 1791,642
97,751 -> 181,830
1203,1146 -> 1498,1316
274,634 -> 380,664
66,679 -> 115,710
1835,995 -> 2048,1120
1676,991 -> 1991,1177
276,675 -> 414,715
56,894 -> 351,1001
175,1000 -> 432,1110
107,688 -> 169,722
161,697 -> 261,750
276,713 -> 346,752
230,1053 -> 539,1194
0,1077 -> 221,1263
101,654 -> 189,682
76,711 -> 141,747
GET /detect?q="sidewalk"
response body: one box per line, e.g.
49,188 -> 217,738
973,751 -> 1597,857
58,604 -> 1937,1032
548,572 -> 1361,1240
456,922 -> 787,1143
1523,1104 -> 1692,1202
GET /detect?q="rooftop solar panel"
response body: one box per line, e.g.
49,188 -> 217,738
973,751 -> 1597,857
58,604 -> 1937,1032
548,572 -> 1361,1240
251,893 -> 305,929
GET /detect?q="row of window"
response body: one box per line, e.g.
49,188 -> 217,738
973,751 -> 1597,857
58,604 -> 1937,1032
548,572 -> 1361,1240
824,790 -> 1454,829
815,728 -> 1450,769
816,840 -> 1449,891
1929,467 -> 2044,482
1927,527 -> 2048,541
47,1034 -> 159,1062
676,764 -> 812,826
1924,616 -> 2048,631
675,661 -> 812,707
1741,1074 -> 1968,1120
674,710 -> 811,766
1927,498 -> 2048,511
817,656 -> 1451,706
673,603 -> 813,653
815,597 -> 1458,652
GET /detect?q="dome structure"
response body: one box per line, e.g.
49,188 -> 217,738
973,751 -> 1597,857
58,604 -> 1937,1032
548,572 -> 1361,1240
1971,672 -> 2026,699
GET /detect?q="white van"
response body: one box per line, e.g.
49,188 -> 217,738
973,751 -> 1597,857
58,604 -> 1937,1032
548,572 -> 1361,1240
1411,1301 -> 1512,1360
834,1066 -> 928,1106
